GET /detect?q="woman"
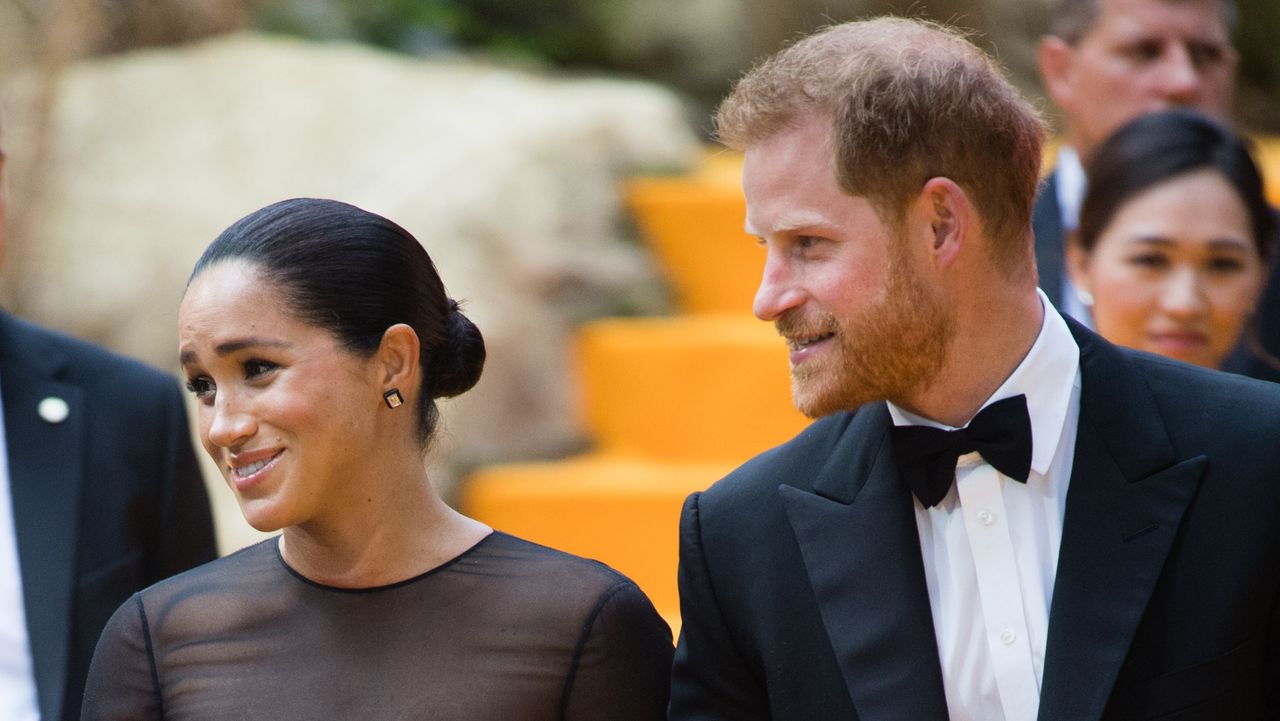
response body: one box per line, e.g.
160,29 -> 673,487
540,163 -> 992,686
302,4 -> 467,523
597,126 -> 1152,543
82,198 -> 673,720
1067,109 -> 1276,372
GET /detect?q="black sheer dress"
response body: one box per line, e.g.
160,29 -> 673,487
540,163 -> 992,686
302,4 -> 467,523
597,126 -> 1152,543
81,532 -> 673,720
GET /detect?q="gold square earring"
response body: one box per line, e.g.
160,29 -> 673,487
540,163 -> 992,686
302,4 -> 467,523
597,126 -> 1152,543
383,389 -> 404,409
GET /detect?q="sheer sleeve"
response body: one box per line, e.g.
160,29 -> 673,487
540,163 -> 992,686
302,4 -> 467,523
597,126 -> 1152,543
560,580 -> 674,721
81,595 -> 162,721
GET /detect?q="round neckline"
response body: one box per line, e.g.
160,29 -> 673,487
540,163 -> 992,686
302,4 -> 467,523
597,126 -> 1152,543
273,530 -> 500,594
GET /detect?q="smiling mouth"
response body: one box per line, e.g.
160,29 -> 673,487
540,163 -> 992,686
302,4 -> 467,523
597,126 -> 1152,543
231,451 -> 282,479
785,331 -> 835,351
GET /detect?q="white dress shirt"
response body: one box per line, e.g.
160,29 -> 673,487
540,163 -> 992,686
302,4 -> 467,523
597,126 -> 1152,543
1051,147 -> 1094,328
888,292 -> 1081,721
0,371 -> 41,721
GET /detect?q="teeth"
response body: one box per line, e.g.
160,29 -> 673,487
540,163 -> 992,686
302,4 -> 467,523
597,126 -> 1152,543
788,332 -> 833,351
233,453 -> 277,478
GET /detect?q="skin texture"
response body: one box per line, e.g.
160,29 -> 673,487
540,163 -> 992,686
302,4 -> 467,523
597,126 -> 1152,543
745,114 -> 957,420
1068,169 -> 1264,368
1038,0 -> 1236,162
178,259 -> 489,587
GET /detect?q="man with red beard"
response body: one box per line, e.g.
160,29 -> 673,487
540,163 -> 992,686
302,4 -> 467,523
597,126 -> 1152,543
669,16 -> 1280,721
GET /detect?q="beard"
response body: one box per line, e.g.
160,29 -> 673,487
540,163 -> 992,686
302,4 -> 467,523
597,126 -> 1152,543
776,248 -> 955,418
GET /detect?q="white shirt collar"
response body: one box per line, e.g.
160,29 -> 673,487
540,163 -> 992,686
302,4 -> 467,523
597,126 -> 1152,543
887,289 -> 1081,476
1054,146 -> 1087,232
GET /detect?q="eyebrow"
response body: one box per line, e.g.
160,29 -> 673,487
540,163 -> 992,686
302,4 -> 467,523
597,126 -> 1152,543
745,216 -> 839,239
179,337 -> 291,366
1129,236 -> 1253,251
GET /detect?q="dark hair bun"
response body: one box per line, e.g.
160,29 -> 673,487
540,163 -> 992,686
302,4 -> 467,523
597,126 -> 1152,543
427,300 -> 486,399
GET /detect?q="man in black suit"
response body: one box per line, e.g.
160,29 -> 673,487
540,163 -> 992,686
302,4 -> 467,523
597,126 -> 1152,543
0,125 -> 216,721
670,16 -> 1280,721
1034,0 -> 1280,379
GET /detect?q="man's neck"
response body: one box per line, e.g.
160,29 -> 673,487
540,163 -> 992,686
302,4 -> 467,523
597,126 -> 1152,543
897,288 -> 1045,427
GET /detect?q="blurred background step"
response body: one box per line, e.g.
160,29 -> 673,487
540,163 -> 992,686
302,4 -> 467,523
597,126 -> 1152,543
624,174 -> 759,315
575,314 -> 809,461
462,454 -> 737,632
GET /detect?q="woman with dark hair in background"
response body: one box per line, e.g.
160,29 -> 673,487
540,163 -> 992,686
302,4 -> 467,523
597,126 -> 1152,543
1067,109 -> 1276,373
81,198 -> 673,720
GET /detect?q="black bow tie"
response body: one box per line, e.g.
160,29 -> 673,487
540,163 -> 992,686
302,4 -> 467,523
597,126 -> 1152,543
889,394 -> 1033,508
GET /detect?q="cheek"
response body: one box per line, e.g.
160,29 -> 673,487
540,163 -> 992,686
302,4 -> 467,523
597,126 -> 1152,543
1206,279 -> 1262,328
1089,266 -> 1156,338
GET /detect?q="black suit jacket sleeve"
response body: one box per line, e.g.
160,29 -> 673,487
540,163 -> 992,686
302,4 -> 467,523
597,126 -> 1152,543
669,492 -> 770,721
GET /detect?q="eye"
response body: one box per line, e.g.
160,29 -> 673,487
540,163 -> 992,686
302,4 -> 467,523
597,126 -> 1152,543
798,235 -> 820,250
1124,40 -> 1163,64
185,377 -> 216,401
1188,42 -> 1227,70
1126,252 -> 1169,270
1206,255 -> 1246,273
244,359 -> 279,380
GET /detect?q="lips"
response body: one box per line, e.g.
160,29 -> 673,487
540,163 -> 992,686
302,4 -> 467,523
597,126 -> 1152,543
785,330 -> 835,352
1148,330 -> 1209,352
227,449 -> 283,491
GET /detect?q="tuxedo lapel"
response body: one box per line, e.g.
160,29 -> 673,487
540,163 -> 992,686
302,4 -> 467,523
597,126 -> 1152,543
1038,321 -> 1206,721
0,314 -> 85,721
779,405 -> 950,721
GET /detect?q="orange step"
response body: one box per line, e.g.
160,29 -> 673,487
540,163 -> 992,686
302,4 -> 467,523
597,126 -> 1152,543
624,176 -> 760,315
575,315 -> 809,461
462,454 -> 736,632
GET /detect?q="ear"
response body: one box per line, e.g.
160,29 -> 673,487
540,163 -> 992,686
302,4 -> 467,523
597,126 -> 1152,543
376,323 -> 421,394
916,177 -> 971,269
1064,232 -> 1093,296
1037,36 -> 1078,112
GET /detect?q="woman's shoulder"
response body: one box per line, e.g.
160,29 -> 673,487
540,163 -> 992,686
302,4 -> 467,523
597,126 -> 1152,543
465,531 -> 629,587
133,538 -> 281,616
456,531 -> 655,619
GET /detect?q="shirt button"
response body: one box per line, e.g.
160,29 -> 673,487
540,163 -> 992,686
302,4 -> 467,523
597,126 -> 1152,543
977,509 -> 996,526
999,629 -> 1017,646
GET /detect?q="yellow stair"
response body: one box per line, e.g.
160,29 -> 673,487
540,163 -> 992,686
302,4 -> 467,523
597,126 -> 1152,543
575,315 -> 806,461
461,151 -> 807,627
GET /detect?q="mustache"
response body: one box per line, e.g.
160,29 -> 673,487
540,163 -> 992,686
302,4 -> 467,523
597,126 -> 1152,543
775,311 -> 839,339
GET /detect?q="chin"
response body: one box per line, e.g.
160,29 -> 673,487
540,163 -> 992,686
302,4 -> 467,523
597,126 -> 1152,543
792,377 -> 863,419
237,500 -> 291,533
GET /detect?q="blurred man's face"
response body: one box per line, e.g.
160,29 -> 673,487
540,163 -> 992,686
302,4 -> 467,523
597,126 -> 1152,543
1040,0 -> 1236,161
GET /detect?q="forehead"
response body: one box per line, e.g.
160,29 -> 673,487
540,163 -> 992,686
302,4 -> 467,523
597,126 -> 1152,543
179,261 -> 297,338
1088,0 -> 1229,39
1105,169 -> 1253,243
742,116 -> 846,235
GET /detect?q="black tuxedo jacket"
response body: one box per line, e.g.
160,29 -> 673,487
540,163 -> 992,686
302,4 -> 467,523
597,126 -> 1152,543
0,311 -> 217,721
1032,170 -> 1280,383
670,321 -> 1280,720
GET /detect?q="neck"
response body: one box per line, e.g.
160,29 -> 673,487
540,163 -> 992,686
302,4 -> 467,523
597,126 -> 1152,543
279,457 -> 490,588
898,285 -> 1044,427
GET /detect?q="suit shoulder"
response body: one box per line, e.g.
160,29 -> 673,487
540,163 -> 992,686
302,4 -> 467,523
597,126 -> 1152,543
7,314 -> 182,401
1128,349 -> 1280,442
1135,350 -> 1280,408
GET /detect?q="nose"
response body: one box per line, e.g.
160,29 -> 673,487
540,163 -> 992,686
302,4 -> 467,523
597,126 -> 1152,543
1158,267 -> 1208,319
1155,44 -> 1202,104
206,392 -> 256,450
753,246 -> 805,321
